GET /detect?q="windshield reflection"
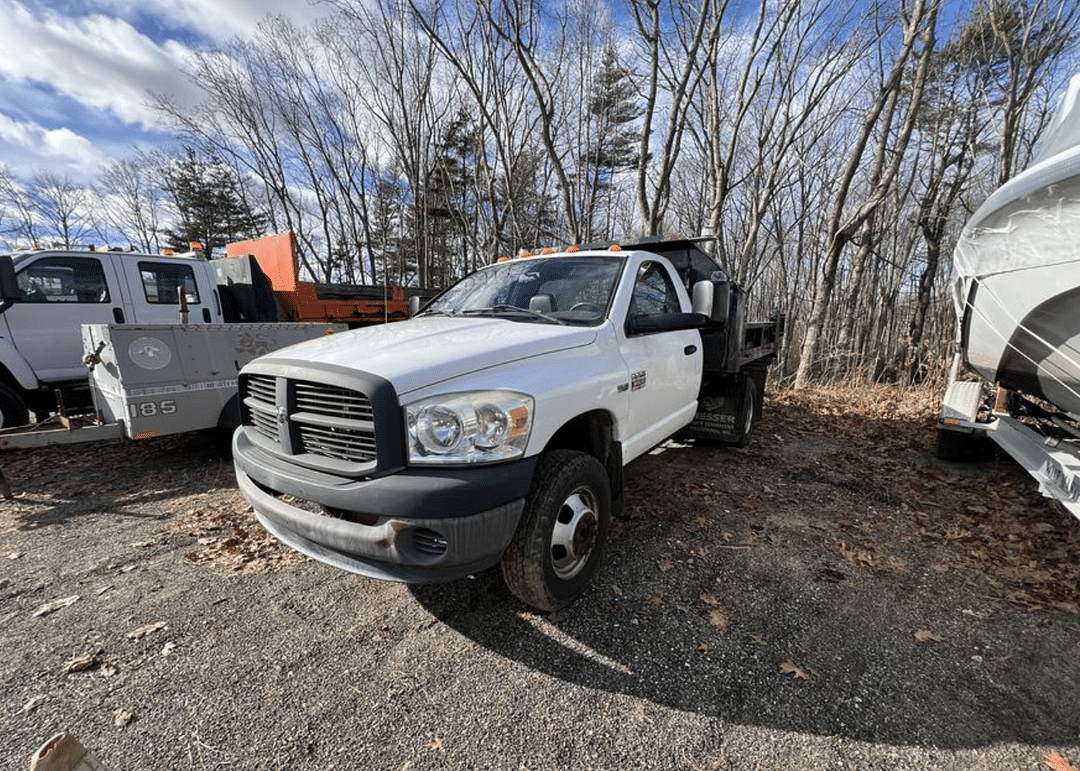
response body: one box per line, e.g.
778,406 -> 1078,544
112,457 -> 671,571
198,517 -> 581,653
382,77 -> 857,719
423,255 -> 624,326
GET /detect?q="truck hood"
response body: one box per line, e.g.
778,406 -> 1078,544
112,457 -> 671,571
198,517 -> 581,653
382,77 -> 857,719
260,316 -> 599,397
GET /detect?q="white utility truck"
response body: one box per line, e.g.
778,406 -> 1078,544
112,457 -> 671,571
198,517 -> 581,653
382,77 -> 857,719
0,246 -> 343,451
231,237 -> 782,610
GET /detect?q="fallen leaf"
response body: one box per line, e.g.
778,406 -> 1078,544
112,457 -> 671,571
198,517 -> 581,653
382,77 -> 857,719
114,709 -> 134,727
695,641 -> 709,653
656,554 -> 674,572
1045,751 -> 1080,771
426,735 -> 445,752
161,641 -> 177,657
914,629 -> 944,643
609,584 -> 623,597
778,659 -> 816,681
699,591 -> 724,608
32,595 -> 80,618
64,651 -> 100,674
744,631 -> 767,647
705,608 -> 729,631
646,591 -> 666,607
127,622 -> 167,640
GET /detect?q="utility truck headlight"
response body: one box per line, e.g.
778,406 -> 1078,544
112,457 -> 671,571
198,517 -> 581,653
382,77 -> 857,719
406,391 -> 533,464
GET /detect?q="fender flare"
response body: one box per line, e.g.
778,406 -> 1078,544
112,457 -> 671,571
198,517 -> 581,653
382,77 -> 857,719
0,337 -> 39,391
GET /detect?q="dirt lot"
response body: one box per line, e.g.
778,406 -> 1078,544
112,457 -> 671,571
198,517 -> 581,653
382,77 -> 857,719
2,386 -> 1079,770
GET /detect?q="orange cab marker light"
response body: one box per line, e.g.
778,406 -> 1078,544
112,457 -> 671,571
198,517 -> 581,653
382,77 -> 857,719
607,244 -> 622,251
566,245 -> 580,253
496,256 -> 510,262
518,250 -> 533,258
540,247 -> 554,255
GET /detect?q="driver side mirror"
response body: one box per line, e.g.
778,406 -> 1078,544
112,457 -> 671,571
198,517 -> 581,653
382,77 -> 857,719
627,312 -> 707,335
0,256 -> 19,302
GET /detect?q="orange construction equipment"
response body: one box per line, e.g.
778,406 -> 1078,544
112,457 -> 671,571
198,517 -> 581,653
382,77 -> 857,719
225,232 -> 415,327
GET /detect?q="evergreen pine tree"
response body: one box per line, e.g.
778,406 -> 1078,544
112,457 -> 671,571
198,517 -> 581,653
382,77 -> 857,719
581,46 -> 643,240
161,147 -> 268,255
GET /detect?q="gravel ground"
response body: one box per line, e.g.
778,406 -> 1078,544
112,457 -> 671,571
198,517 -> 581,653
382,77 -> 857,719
2,387 -> 1079,771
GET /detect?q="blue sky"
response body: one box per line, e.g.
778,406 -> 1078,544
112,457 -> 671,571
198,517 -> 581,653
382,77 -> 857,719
0,0 -> 330,182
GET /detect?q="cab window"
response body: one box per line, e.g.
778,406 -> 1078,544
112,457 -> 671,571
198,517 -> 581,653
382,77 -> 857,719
630,261 -> 681,316
16,256 -> 110,303
138,262 -> 200,305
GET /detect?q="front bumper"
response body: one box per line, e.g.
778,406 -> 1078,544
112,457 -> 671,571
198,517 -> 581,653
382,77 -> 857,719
233,428 -> 535,583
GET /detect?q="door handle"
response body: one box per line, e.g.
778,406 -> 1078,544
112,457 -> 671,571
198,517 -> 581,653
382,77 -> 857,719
113,307 -> 125,323
684,345 -> 697,355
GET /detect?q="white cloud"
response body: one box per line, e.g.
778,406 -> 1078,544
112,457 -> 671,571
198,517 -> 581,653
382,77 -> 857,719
87,0 -> 331,43
0,0 -> 206,129
0,111 -> 108,172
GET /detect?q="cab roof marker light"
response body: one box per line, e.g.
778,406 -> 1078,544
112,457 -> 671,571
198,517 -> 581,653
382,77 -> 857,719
540,247 -> 555,255
566,245 -> 580,253
607,244 -> 622,251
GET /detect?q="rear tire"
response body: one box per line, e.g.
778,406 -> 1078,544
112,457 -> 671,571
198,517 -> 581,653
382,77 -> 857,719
731,375 -> 759,448
0,383 -> 30,428
501,450 -> 611,612
934,427 -> 994,462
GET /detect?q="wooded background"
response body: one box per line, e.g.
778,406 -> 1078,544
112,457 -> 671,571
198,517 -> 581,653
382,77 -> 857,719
2,0 -> 1078,387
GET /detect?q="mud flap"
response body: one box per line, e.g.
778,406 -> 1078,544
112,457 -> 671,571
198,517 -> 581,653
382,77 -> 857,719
681,368 -> 764,445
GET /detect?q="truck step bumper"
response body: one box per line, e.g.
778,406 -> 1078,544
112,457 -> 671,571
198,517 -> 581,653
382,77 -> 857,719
236,468 -> 524,583
941,380 -> 984,424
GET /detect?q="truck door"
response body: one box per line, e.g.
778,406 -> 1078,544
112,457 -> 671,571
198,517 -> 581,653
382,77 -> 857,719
116,258 -> 214,324
7,254 -> 126,383
618,259 -> 703,461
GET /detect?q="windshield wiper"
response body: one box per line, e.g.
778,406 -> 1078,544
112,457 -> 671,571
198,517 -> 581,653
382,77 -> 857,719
460,304 -> 567,325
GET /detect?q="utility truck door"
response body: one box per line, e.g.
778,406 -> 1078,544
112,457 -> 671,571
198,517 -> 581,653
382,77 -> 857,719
7,254 -> 125,383
116,258 -> 214,324
618,259 -> 703,462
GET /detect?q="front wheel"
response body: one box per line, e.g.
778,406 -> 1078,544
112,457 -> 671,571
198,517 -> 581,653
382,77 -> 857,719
502,450 -> 611,611
0,383 -> 30,428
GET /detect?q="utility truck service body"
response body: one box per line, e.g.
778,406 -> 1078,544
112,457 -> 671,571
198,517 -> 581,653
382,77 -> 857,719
0,232 -> 421,433
233,238 -> 781,610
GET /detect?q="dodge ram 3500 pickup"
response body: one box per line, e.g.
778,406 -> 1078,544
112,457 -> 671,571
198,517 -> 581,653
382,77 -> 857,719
232,237 -> 782,610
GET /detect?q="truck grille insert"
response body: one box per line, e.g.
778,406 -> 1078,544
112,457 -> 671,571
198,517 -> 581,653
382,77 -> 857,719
242,375 -> 377,466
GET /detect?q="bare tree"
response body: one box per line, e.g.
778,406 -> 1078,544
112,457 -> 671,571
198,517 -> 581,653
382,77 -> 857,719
0,168 -> 40,248
624,0 -> 714,235
28,172 -> 92,248
95,151 -> 168,252
793,0 -> 941,389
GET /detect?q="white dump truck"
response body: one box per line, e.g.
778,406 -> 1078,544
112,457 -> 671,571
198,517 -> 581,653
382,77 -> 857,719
231,237 -> 783,610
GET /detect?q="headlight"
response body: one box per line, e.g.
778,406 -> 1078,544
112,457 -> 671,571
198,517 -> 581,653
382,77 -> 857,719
406,390 -> 533,465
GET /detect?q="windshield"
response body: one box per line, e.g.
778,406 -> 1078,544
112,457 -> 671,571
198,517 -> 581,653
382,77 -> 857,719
423,255 -> 624,326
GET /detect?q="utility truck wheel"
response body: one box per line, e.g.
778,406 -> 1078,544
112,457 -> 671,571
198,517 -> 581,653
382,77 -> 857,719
0,384 -> 30,428
502,450 -> 611,612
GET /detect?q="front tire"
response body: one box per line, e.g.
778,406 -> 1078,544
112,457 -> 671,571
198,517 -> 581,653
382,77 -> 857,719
501,450 -> 611,611
0,383 -> 30,428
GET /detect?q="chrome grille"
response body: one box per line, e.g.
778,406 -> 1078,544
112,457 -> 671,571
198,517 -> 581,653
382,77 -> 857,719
243,374 -> 280,444
242,375 -> 377,466
297,422 -> 377,461
295,382 -> 374,421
